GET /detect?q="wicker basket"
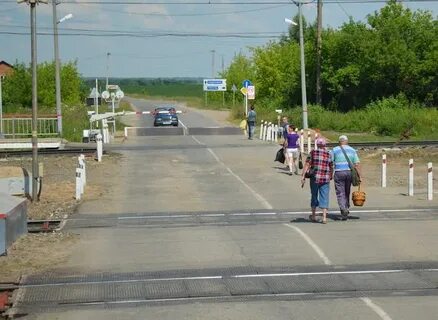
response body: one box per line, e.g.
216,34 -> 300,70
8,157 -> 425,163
352,184 -> 366,206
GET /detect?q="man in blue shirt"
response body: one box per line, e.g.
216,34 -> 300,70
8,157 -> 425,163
247,105 -> 257,140
331,135 -> 363,219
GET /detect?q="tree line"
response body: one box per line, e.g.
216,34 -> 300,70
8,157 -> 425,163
2,61 -> 85,113
223,2 -> 438,112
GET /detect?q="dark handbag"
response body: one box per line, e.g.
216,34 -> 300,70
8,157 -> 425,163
340,146 -> 360,186
275,148 -> 286,164
304,167 -> 316,179
298,153 -> 303,170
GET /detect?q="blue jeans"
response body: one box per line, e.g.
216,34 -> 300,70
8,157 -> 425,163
310,178 -> 330,209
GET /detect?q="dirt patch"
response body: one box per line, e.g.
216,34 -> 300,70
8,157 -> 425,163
0,233 -> 78,282
357,147 -> 438,187
0,152 -> 123,281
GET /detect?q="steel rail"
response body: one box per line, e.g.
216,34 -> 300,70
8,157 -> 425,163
0,147 -> 101,158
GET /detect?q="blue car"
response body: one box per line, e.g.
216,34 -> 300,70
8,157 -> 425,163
153,107 -> 178,127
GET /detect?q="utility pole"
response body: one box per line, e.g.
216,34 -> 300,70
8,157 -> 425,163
211,50 -> 215,78
221,54 -> 224,74
52,0 -> 62,136
18,0 -> 48,201
315,0 -> 323,105
298,1 -> 308,129
106,52 -> 111,89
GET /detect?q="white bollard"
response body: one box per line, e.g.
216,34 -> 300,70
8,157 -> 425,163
314,133 -> 319,151
300,129 -> 304,153
381,154 -> 387,188
80,154 -> 86,186
271,125 -> 275,142
75,168 -> 82,200
262,121 -> 267,141
124,127 -> 128,138
77,160 -> 84,195
427,162 -> 433,201
274,125 -> 278,143
96,133 -> 103,162
259,120 -> 264,140
266,122 -> 272,141
307,132 -> 312,154
408,159 -> 414,196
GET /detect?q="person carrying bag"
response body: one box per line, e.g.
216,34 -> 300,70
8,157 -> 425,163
331,135 -> 363,219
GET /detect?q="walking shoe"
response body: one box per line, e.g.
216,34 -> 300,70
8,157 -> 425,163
340,209 -> 349,217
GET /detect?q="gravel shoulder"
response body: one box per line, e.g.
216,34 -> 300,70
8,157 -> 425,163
0,152 -> 123,282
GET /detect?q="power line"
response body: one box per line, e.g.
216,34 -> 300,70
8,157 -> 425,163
99,4 -> 289,17
3,0 -> 438,3
0,31 -> 282,39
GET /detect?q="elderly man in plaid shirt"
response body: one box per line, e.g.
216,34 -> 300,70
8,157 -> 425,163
301,137 -> 333,224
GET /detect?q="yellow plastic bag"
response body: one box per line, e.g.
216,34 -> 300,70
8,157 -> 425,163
239,119 -> 247,130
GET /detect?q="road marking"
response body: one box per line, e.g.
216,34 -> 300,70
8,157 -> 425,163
283,224 -> 332,265
191,135 -> 203,145
360,297 -> 393,320
178,119 -> 188,130
191,135 -> 273,210
233,269 -> 405,278
118,215 -> 192,220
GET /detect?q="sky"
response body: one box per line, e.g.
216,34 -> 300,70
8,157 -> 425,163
0,0 -> 437,79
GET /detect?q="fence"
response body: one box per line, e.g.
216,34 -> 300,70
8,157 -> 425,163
1,117 -> 58,138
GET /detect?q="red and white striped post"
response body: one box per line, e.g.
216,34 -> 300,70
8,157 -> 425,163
428,162 -> 433,201
300,129 -> 304,153
381,154 -> 387,188
408,159 -> 414,196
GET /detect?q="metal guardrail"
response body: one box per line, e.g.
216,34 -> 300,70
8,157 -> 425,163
1,118 -> 58,138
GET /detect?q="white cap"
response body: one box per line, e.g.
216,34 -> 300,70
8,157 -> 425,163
339,135 -> 348,142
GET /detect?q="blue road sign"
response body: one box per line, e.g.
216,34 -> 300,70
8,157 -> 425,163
243,79 -> 252,88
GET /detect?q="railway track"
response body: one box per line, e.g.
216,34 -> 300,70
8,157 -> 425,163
0,147 -> 101,158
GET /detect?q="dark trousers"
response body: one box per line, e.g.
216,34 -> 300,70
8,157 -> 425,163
334,170 -> 352,210
248,121 -> 255,138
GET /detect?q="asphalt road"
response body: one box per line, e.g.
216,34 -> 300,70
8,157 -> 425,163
12,98 -> 438,319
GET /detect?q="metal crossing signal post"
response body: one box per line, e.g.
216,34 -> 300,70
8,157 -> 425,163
18,0 -> 48,201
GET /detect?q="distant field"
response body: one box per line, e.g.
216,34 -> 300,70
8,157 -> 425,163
123,83 -> 203,98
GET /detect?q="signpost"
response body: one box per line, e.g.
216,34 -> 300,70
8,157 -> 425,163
203,78 -> 227,107
247,85 -> 255,100
240,80 -> 254,116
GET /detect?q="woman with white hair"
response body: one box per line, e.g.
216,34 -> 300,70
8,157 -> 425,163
301,137 -> 333,224
331,135 -> 362,219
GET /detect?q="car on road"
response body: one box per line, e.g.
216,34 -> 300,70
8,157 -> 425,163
153,107 -> 178,127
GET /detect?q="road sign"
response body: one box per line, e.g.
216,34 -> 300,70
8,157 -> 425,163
240,87 -> 247,95
231,84 -> 237,92
203,79 -> 227,91
242,79 -> 251,88
247,85 -> 255,100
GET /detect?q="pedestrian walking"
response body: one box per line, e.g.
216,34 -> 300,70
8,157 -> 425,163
301,138 -> 333,224
285,125 -> 300,175
247,105 -> 257,140
331,135 -> 363,219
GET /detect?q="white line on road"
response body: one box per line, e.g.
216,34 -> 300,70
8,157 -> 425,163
191,135 -> 273,210
360,297 -> 394,320
178,119 -> 188,130
233,269 -> 405,278
191,135 -> 203,145
283,224 -> 332,265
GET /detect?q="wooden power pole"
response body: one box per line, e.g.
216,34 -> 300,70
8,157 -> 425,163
316,0 -> 323,105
